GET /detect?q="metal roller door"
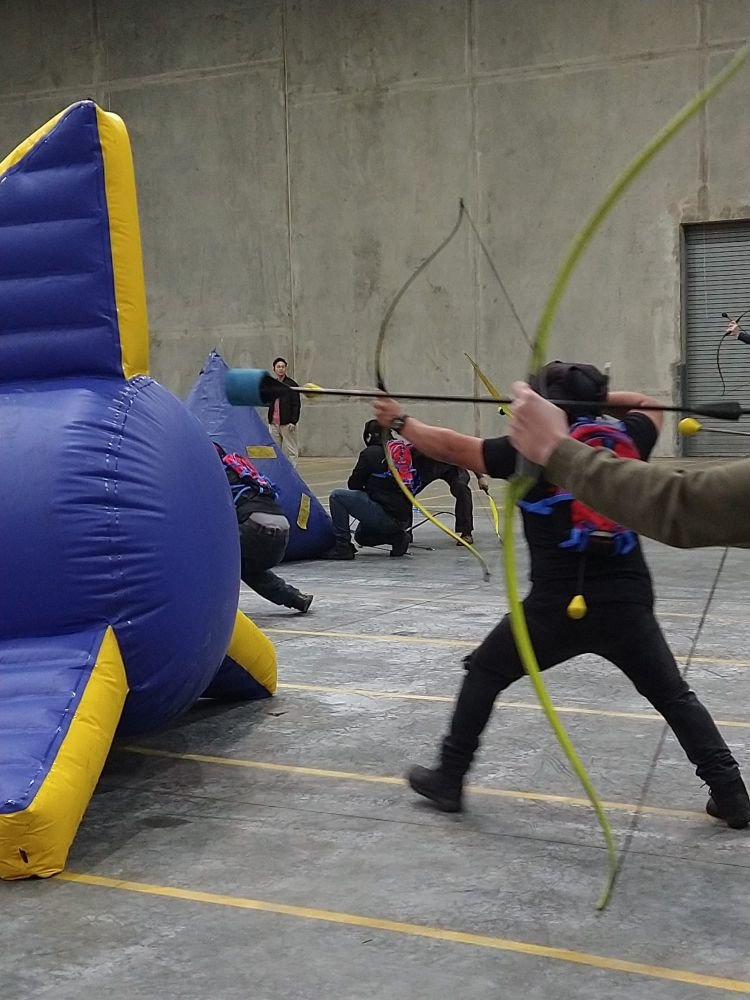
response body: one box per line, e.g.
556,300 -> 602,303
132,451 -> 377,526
684,221 -> 750,456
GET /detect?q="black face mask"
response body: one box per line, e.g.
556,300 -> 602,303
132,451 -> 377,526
530,361 -> 608,422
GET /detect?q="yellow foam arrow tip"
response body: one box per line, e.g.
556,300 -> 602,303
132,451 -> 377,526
567,594 -> 588,620
301,383 -> 323,401
678,417 -> 701,436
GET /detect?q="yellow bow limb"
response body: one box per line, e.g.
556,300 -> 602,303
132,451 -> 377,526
465,353 -> 511,417
487,493 -> 501,538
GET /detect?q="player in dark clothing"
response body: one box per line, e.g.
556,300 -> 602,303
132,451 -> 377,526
324,421 -> 412,559
372,362 -> 750,829
214,444 -> 313,613
327,420 -> 486,559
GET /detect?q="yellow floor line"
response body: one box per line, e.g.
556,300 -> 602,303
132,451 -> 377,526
276,681 -> 750,729
57,872 -> 750,994
264,626 -> 750,668
123,746 -> 703,821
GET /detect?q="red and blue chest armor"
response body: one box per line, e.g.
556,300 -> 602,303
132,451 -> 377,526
518,419 -> 640,555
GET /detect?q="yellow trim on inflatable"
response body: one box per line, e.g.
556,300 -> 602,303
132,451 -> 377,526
0,627 -> 128,880
227,610 -> 277,695
297,493 -> 311,529
0,108 -> 66,177
247,446 -> 277,459
95,106 -> 149,380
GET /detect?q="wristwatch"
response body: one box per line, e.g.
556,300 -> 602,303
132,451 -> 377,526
389,414 -> 409,433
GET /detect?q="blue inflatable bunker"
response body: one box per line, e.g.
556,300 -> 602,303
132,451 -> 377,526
186,351 -> 335,560
0,103 -> 276,879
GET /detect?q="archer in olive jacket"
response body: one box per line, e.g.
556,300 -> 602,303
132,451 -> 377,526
545,440 -> 750,548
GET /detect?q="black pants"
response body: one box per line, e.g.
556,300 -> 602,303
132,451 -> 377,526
445,467 -> 473,535
239,514 -> 305,608
441,594 -> 739,789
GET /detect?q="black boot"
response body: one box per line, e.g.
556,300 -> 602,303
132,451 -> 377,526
390,530 -> 410,558
322,541 -> 356,560
706,776 -> 750,829
406,764 -> 464,812
287,593 -> 313,613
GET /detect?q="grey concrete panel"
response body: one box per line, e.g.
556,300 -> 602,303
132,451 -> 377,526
285,0 -> 467,97
108,69 -> 291,391
475,0 -> 698,73
474,55 -> 703,446
101,0 -> 281,80
704,49 -> 750,216
288,84 -> 478,453
0,0 -> 94,96
705,0 -> 750,41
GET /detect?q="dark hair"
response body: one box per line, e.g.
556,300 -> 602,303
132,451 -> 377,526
212,441 -> 227,458
530,361 -> 608,423
363,419 -> 383,446
272,357 -> 287,367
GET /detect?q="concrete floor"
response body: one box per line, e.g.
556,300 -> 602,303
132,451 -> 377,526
4,456 -> 750,999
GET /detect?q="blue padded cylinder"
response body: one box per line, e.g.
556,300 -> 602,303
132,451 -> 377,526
224,368 -> 278,407
0,375 -> 240,736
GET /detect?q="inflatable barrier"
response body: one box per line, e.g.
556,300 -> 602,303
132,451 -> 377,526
0,102 -> 276,880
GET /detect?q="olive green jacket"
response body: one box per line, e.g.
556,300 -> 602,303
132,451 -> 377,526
545,439 -> 750,548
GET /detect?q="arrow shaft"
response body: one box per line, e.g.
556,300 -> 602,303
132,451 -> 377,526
290,385 -> 747,421
696,424 -> 750,438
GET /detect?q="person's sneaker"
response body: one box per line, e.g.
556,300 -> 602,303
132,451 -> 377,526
390,531 -> 410,558
455,533 -> 474,546
706,777 -> 750,829
322,542 -> 356,560
297,594 -> 314,614
407,764 -> 463,812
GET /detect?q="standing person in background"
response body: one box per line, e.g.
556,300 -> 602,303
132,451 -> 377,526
267,357 -> 300,467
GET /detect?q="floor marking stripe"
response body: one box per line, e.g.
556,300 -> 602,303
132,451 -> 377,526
264,626 -> 750,668
123,746 -> 704,820
57,872 -> 750,994
276,681 -> 750,729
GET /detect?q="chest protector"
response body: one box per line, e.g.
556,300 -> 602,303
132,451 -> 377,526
221,452 -> 279,503
519,418 -> 640,555
372,440 -> 420,490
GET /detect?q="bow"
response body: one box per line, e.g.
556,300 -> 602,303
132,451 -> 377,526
374,199 -> 528,579
502,46 -> 749,911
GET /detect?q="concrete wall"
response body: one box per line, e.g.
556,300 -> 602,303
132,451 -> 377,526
1,0 -> 749,454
